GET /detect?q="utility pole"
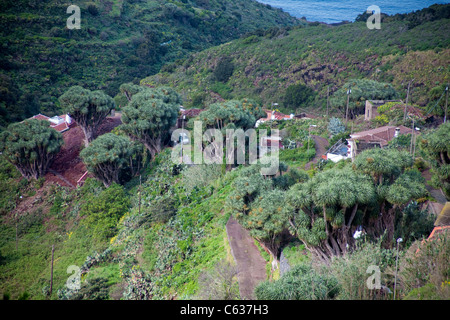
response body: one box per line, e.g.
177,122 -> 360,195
49,244 -> 55,297
410,116 -> 415,155
394,238 -> 403,300
138,175 -> 142,216
326,86 -> 330,117
345,88 -> 351,126
15,222 -> 18,251
403,79 -> 414,122
444,84 -> 448,123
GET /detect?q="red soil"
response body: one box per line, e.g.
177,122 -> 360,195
46,116 -> 122,188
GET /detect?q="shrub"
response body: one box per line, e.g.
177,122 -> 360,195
283,83 -> 315,111
399,233 -> 450,300
80,184 -> 130,242
328,117 -> 345,136
254,263 -> 339,300
329,241 -> 396,300
213,57 -> 234,83
196,259 -> 240,300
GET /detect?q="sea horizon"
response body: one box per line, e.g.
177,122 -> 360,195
256,0 -> 450,24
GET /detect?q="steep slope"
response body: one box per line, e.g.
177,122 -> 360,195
0,0 -> 300,125
141,5 -> 450,114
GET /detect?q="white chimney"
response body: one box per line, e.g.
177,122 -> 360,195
290,114 -> 294,119
66,114 -> 72,125
394,128 -> 400,137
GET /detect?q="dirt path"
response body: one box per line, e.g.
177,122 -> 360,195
226,216 -> 267,300
305,135 -> 329,170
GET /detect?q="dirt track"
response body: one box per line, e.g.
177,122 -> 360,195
47,116 -> 122,188
226,216 -> 267,300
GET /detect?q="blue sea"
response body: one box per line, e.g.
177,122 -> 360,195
256,0 -> 450,23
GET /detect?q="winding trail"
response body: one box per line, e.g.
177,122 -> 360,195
226,216 -> 267,300
305,135 -> 329,170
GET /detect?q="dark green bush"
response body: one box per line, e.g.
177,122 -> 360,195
254,263 -> 339,300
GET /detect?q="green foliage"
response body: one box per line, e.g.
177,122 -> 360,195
120,86 -> 181,158
330,79 -> 398,117
254,263 -> 339,300
283,83 -> 316,112
286,166 -> 375,260
327,117 -> 345,136
419,122 -> 450,199
181,164 -> 223,194
144,6 -> 449,113
81,183 -> 130,243
69,278 -> 110,300
196,98 -> 264,132
226,165 -> 286,255
329,241 -> 396,300
399,233 -> 450,300
196,259 -> 240,300
59,86 -> 115,145
0,119 -> 63,179
213,57 -> 235,83
0,0 -> 299,128
394,202 -> 435,247
80,133 -> 134,187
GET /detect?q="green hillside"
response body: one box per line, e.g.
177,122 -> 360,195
0,0 -> 300,126
141,5 -> 450,115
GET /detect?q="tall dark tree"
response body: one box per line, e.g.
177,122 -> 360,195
285,167 -> 375,264
0,119 -> 63,179
80,133 -> 133,187
330,79 -> 398,119
120,86 -> 182,159
59,86 -> 115,147
353,148 -> 427,246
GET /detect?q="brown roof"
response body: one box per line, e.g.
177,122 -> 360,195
435,202 -> 450,227
181,109 -> 204,118
32,114 -> 50,121
349,125 -> 413,146
260,110 -> 292,121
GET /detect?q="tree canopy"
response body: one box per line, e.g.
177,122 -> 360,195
285,166 -> 375,263
419,122 -> 450,199
59,86 -> 115,147
330,79 -> 398,119
196,98 -> 265,132
80,133 -> 134,187
0,119 -> 63,179
120,86 -> 182,159
353,148 -> 427,245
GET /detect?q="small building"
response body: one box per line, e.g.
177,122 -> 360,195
325,139 -> 351,163
31,113 -> 74,133
255,110 -> 294,127
347,125 -> 413,161
364,100 -> 402,121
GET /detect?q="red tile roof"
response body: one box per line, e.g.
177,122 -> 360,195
349,125 -> 413,146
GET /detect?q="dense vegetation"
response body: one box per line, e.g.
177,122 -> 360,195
0,0 -> 300,128
142,4 -> 450,115
0,2 -> 449,302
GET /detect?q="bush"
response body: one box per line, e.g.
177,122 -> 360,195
399,233 -> 450,300
329,241 -> 396,300
213,57 -> 234,83
80,184 -> 130,242
283,83 -> 315,111
196,259 -> 240,300
254,263 -> 339,300
181,164 -> 223,193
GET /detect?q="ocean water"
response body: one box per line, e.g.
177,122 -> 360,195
256,0 -> 450,24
